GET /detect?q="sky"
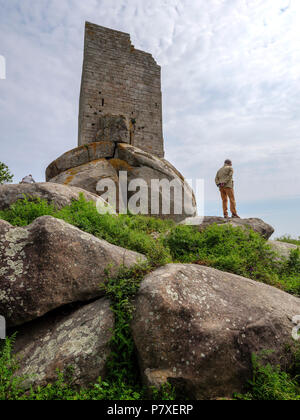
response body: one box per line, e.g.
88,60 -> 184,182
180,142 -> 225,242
0,0 -> 299,237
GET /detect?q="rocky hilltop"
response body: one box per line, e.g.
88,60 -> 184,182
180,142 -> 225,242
0,21 -> 299,400
0,182 -> 299,399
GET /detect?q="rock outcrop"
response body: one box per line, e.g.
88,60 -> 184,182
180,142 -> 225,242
46,142 -> 116,180
47,143 -> 197,223
268,240 -> 299,259
48,159 -> 119,197
131,264 -> 300,399
13,298 -> 114,388
0,216 -> 145,327
180,216 -> 274,239
0,182 -> 101,211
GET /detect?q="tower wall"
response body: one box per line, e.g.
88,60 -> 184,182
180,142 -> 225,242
78,22 -> 164,158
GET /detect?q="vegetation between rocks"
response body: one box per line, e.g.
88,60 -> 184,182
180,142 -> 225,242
277,235 -> 300,246
0,195 -> 299,400
165,224 -> 300,296
0,258 -> 175,400
234,349 -> 300,400
0,194 -> 299,296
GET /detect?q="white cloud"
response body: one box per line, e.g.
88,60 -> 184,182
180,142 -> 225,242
0,0 -> 299,233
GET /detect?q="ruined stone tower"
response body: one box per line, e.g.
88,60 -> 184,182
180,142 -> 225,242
78,22 -> 164,158
46,22 -> 197,221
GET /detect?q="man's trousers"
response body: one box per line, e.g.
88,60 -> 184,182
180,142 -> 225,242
219,187 -> 238,217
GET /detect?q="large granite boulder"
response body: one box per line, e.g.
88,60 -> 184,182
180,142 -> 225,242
268,240 -> 299,259
0,182 -> 100,211
181,216 -> 274,240
48,159 -> 119,195
47,143 -> 197,223
131,264 -> 300,400
119,144 -> 196,223
13,298 -> 114,388
0,216 -> 145,327
46,142 -> 116,180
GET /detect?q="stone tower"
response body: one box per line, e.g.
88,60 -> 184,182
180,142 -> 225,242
78,22 -> 164,158
46,22 -> 197,222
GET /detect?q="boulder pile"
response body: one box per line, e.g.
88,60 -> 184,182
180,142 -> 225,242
0,213 -> 299,396
0,216 -> 145,327
0,184 -> 298,398
0,215 -> 145,388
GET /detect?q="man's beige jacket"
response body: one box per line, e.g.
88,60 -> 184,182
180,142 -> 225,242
215,165 -> 234,188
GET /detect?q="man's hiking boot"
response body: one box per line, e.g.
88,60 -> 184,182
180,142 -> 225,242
231,215 -> 241,219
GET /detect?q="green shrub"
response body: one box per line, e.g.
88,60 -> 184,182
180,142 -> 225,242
276,249 -> 300,295
277,235 -> 300,246
0,335 -> 24,400
54,197 -> 172,266
0,195 -> 171,266
0,196 -> 55,226
164,223 -> 300,295
0,342 -> 147,401
235,352 -> 300,400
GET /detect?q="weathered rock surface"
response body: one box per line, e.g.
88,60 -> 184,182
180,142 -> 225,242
0,216 -> 145,327
117,144 -> 197,222
268,240 -> 299,259
46,142 -> 116,180
116,144 -> 186,182
13,298 -> 114,388
0,182 -> 100,211
49,159 -> 119,194
131,264 -> 300,399
180,216 -> 274,239
48,143 -> 197,222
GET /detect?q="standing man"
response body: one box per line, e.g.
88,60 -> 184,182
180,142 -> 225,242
215,159 -> 240,219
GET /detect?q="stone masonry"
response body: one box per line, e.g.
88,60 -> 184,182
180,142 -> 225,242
78,22 -> 164,158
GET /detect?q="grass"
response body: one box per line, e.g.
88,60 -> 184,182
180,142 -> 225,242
0,194 -> 299,400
